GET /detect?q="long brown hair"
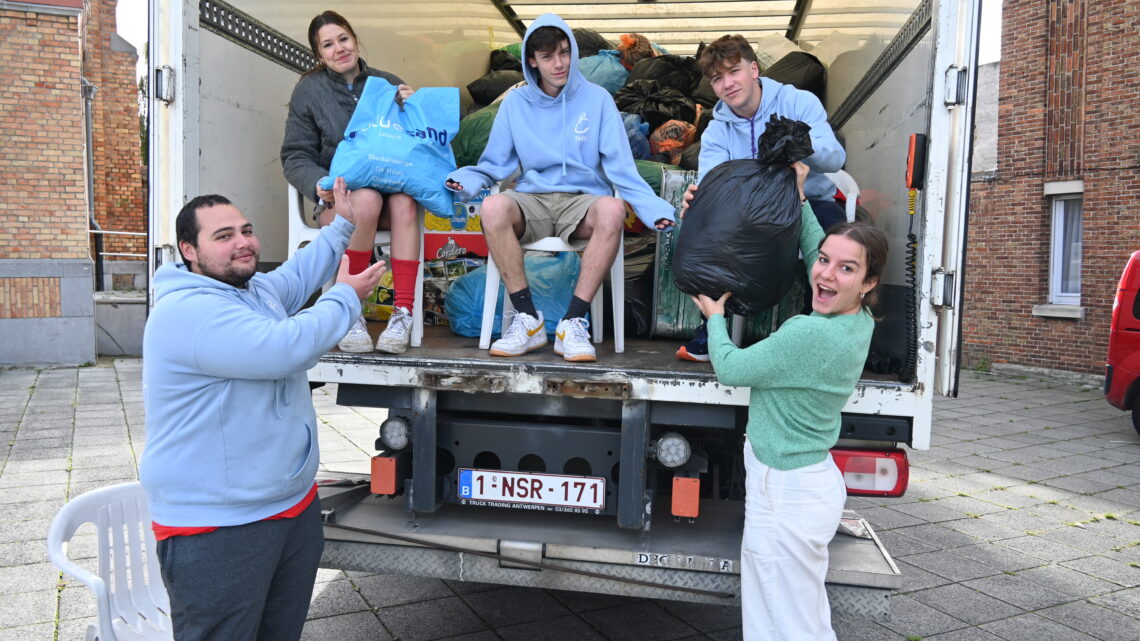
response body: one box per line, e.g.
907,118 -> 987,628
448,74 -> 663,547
821,222 -> 889,309
306,11 -> 358,73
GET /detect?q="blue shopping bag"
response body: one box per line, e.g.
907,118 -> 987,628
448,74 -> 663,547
320,78 -> 460,217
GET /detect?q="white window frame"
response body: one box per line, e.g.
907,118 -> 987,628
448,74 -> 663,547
1046,183 -> 1083,306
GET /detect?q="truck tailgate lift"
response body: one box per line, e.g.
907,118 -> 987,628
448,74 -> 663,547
318,478 -> 902,619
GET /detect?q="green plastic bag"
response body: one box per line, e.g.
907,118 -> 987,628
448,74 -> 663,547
451,102 -> 502,168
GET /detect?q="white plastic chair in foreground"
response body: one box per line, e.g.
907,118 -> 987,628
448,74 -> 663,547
47,482 -> 173,641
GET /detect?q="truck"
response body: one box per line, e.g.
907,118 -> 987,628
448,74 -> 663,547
146,0 -> 980,620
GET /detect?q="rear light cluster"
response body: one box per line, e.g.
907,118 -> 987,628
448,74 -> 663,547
830,448 -> 909,497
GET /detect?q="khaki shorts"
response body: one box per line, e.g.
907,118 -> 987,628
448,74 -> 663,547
503,190 -> 603,249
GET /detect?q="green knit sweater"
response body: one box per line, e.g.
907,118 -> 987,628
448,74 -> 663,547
707,203 -> 874,471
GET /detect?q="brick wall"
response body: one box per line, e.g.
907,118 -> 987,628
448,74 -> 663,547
0,7 -> 88,261
0,277 -> 63,319
82,0 -> 144,261
962,0 -> 1140,375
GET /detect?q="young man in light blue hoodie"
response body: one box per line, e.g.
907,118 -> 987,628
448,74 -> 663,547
446,14 -> 675,362
677,34 -> 847,362
140,180 -> 383,641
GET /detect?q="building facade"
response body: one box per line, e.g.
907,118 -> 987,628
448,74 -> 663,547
962,0 -> 1140,376
0,0 -> 142,365
0,0 -> 92,365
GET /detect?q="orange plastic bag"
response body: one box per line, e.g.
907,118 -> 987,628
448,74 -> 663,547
649,120 -> 697,166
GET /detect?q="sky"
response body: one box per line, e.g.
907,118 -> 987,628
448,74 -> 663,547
115,0 -> 1003,73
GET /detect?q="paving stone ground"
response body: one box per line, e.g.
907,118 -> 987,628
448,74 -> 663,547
1,360 -> 1137,641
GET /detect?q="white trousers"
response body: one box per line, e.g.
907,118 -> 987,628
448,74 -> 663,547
740,441 -> 846,641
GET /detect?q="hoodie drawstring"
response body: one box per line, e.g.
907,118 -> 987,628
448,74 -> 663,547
561,91 -> 568,176
750,118 -> 757,159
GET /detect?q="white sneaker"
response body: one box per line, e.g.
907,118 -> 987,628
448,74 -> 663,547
554,317 -> 596,362
338,315 -> 374,353
376,306 -> 413,354
489,311 -> 546,357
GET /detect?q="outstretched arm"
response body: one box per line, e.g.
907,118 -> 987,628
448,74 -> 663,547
793,162 -> 825,284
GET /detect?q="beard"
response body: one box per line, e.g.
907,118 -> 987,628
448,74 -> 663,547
195,253 -> 258,288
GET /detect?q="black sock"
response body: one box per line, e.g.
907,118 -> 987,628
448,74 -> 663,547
563,295 -> 590,321
509,288 -> 539,318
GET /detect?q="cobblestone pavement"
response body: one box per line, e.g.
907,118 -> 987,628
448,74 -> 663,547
1,360 -> 1137,640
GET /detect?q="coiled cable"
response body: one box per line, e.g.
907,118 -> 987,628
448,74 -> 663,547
900,188 -> 919,383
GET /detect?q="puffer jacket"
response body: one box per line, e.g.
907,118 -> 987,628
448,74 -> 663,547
281,59 -> 403,201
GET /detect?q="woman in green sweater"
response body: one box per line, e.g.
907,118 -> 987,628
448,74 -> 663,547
692,162 -> 888,641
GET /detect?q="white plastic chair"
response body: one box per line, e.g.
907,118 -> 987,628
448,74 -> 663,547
479,235 -> 625,354
823,170 -> 860,223
288,183 -> 425,347
47,482 -> 173,641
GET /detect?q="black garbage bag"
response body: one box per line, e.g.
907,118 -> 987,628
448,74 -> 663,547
761,51 -> 826,103
615,79 -> 695,132
694,105 -> 713,137
756,115 -> 813,164
489,49 -> 522,72
627,55 -> 701,96
621,234 -> 658,337
691,75 -> 718,108
573,28 -> 613,58
679,140 -> 701,170
467,70 -> 524,106
672,115 -> 814,315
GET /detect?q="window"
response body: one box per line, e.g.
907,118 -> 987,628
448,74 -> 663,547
1049,195 -> 1082,305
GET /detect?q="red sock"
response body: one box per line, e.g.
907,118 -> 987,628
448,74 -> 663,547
390,258 -> 420,312
345,249 -> 372,275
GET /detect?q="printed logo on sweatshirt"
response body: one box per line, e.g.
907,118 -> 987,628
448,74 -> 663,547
573,113 -> 590,142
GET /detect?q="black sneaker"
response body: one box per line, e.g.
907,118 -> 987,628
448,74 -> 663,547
676,321 -> 710,362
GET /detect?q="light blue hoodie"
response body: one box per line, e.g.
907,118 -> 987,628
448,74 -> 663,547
140,216 -> 360,527
447,14 -> 675,228
698,77 -> 845,201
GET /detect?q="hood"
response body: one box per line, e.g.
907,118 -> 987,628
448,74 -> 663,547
153,262 -> 242,301
711,77 -> 785,126
518,14 -> 582,103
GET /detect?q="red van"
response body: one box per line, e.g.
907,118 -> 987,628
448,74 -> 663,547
1106,251 -> 1140,435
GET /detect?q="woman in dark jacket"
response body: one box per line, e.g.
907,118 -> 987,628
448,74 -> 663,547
281,10 -> 421,355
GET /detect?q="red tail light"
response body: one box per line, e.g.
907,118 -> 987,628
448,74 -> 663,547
831,448 -> 909,497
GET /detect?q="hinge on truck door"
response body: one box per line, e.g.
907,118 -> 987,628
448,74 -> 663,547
944,65 -> 968,106
930,269 -> 955,309
155,65 -> 175,105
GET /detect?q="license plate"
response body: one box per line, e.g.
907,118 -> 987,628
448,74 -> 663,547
458,468 -> 605,512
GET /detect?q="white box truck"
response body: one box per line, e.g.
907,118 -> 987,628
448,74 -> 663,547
146,0 -> 979,619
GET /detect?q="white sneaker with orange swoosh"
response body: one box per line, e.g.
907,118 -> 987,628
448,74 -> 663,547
554,317 -> 596,362
489,311 -> 546,357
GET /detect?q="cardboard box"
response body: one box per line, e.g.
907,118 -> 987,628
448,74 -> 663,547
424,187 -> 490,259
364,259 -> 486,325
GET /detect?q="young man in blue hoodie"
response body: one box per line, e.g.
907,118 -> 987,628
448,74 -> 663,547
140,179 -> 383,641
676,34 -> 847,362
446,13 -> 675,362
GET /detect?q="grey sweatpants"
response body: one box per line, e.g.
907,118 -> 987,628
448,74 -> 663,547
155,497 -> 324,641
